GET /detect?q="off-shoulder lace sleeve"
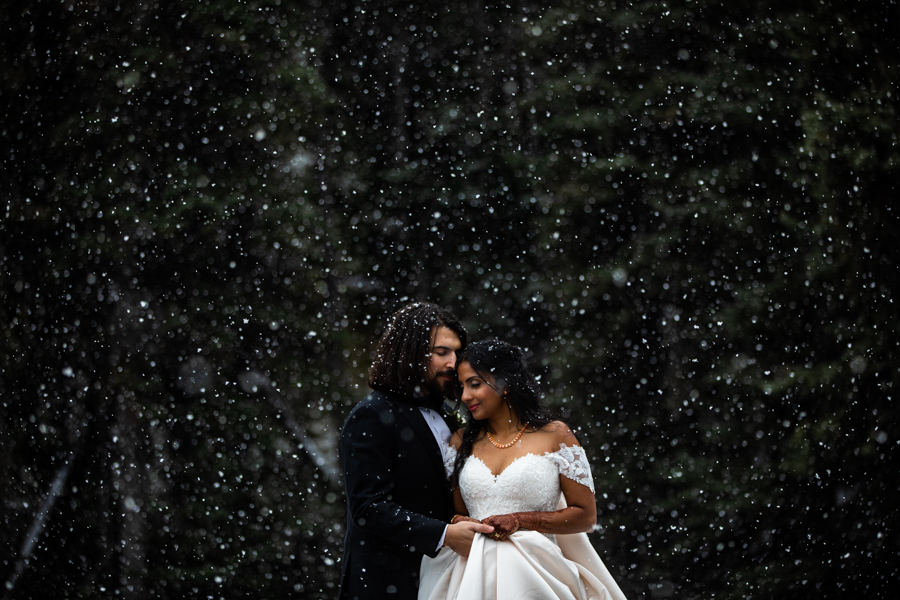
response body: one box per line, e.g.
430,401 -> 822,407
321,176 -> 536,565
443,444 -> 458,479
545,444 -> 595,493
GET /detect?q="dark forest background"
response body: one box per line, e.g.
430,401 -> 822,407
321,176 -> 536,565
2,1 -> 897,598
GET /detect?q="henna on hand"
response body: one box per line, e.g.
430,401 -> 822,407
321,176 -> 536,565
482,511 -> 554,541
450,514 -> 481,525
481,513 -> 520,541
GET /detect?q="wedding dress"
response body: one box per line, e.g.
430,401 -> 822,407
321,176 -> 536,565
419,444 -> 627,600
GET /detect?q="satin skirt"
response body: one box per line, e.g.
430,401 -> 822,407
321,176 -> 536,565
419,529 -> 627,600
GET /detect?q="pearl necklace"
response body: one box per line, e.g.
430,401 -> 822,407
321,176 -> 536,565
486,422 -> 529,449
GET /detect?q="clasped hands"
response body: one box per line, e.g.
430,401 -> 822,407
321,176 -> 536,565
451,512 -> 542,541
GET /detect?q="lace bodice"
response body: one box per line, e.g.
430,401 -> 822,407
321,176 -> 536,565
444,444 -> 594,522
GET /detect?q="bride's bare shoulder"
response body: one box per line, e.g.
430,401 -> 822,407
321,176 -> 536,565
536,421 -> 582,447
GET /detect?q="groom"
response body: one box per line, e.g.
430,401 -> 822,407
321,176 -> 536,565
338,302 -> 493,599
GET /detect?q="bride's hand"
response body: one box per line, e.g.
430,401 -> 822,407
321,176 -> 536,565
450,514 -> 480,525
481,514 -> 519,541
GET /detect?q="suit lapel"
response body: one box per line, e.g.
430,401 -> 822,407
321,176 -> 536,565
396,402 -> 446,478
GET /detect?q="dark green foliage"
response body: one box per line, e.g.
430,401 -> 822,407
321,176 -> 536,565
3,1 -> 345,598
2,0 -> 897,598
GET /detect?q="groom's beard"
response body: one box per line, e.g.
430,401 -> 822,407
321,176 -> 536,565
423,370 -> 455,399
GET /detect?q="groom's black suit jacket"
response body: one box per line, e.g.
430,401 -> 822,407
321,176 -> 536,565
338,391 -> 454,599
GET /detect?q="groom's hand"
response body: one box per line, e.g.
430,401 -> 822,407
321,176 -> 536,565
444,520 -> 494,558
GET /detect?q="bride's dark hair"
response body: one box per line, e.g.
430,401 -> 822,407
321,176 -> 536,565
451,339 -> 555,483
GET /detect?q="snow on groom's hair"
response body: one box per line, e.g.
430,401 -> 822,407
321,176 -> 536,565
367,301 -> 467,398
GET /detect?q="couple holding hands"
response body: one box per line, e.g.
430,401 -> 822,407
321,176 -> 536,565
339,302 -> 627,600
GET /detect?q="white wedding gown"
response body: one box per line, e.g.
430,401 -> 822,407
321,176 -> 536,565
419,444 -> 627,600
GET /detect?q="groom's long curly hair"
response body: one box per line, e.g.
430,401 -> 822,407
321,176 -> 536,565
451,339 -> 555,483
367,301 -> 467,400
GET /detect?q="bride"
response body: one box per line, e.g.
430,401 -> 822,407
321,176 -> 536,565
419,340 -> 627,600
